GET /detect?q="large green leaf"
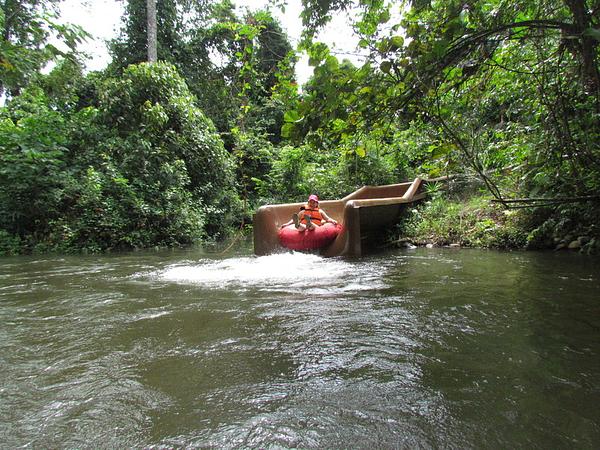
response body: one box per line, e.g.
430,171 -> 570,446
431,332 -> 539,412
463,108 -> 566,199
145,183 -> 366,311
389,36 -> 404,50
380,61 -> 392,73
284,110 -> 303,123
281,122 -> 294,138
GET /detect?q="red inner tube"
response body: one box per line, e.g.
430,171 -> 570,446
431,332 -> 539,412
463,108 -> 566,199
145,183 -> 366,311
278,223 -> 343,251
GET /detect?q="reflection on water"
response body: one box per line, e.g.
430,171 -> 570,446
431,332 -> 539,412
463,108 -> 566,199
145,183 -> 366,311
0,245 -> 599,448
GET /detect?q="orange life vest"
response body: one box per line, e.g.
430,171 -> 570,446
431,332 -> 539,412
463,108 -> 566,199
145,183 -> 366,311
300,205 -> 323,225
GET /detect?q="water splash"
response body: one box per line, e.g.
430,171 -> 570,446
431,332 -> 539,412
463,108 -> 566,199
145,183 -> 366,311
157,252 -> 361,289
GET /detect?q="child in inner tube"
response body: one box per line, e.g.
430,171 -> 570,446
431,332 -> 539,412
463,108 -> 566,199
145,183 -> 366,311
280,194 -> 338,231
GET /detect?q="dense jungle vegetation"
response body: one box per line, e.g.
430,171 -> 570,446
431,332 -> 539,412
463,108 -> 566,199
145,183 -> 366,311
1,0 -> 599,255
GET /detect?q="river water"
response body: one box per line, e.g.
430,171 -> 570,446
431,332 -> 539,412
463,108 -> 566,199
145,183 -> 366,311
1,243 -> 599,448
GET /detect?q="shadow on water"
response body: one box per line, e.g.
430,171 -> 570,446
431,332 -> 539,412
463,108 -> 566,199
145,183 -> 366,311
0,243 -> 599,448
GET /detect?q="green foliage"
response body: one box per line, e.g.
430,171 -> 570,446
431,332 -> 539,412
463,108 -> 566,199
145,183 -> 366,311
0,61 -> 241,255
526,203 -> 600,254
231,129 -> 276,207
97,61 -> 240,238
109,0 -> 185,68
256,144 -> 310,202
290,0 -> 600,200
258,130 -> 403,203
0,0 -> 89,97
108,0 -> 298,219
47,162 -> 205,253
110,1 -> 296,149
0,229 -> 21,255
0,87 -> 69,236
401,193 -> 529,249
3,0 -> 600,257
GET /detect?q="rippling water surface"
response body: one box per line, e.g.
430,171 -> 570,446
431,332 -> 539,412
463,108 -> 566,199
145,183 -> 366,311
1,244 -> 599,448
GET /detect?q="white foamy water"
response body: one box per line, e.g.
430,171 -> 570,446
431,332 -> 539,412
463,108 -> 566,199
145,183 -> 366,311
157,252 -> 364,289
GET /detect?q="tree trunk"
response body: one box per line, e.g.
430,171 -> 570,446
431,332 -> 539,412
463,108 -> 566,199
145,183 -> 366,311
147,0 -> 157,62
563,0 -> 600,103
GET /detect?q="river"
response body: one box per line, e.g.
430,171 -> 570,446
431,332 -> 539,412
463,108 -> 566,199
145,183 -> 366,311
1,243 -> 599,448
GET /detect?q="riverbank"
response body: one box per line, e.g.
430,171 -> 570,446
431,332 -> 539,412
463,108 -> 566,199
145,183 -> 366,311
396,193 -> 600,255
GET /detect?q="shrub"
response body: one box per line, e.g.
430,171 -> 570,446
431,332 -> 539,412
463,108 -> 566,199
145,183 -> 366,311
0,87 -> 71,238
0,62 -> 242,253
400,194 -> 529,249
97,62 -> 241,237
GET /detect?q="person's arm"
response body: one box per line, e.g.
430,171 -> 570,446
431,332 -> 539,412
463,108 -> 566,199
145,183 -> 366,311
320,209 -> 338,225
